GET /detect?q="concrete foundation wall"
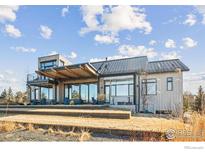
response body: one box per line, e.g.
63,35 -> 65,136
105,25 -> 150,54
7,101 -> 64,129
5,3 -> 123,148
109,105 -> 136,113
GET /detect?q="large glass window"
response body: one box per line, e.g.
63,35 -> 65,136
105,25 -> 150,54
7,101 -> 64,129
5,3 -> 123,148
41,87 -> 53,100
40,60 -> 57,70
116,85 -> 128,96
167,77 -> 173,91
64,83 -> 97,103
105,86 -> 110,103
71,85 -> 80,99
142,79 -> 157,95
89,84 -> 97,103
81,84 -> 88,102
104,78 -> 134,104
111,85 -> 116,96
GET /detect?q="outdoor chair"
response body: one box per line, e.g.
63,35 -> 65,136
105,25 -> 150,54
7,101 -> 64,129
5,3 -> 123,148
40,98 -> 47,105
64,98 -> 69,105
92,97 -> 98,104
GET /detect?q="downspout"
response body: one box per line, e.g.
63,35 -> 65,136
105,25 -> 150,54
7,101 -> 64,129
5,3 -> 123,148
133,74 -> 136,106
138,75 -> 141,112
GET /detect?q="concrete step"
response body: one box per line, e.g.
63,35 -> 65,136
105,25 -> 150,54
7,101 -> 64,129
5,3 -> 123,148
0,104 -> 109,110
0,108 -> 131,119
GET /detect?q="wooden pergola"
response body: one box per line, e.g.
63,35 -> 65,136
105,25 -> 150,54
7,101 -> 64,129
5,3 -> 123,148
36,63 -> 99,84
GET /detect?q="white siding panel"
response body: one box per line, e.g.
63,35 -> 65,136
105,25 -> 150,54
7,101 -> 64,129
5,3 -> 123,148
140,72 -> 183,115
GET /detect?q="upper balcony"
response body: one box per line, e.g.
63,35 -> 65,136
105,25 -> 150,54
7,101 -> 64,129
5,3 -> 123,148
27,73 -> 56,87
38,54 -> 69,71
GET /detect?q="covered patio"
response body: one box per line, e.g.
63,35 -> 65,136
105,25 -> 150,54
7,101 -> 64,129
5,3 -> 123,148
27,63 -> 100,105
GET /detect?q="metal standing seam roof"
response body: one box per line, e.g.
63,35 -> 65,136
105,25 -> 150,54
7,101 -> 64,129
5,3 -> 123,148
147,59 -> 190,73
90,56 -> 148,75
37,56 -> 189,77
90,57 -> 189,75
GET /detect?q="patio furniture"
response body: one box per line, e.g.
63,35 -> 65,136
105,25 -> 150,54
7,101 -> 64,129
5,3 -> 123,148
64,98 -> 69,105
92,97 -> 97,104
40,98 -> 47,105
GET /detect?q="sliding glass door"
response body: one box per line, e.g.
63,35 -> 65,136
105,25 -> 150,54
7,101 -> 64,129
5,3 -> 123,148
64,83 -> 97,103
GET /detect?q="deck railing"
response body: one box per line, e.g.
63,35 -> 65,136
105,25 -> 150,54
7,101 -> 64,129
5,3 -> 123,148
27,73 -> 39,82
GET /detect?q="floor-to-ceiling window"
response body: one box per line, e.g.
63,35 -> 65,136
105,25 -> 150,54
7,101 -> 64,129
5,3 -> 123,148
41,87 -> 53,100
64,83 -> 97,103
89,84 -> 97,103
81,84 -> 89,102
105,78 -> 134,105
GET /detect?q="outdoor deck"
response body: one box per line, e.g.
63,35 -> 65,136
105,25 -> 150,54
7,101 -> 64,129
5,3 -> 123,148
0,105 -> 131,119
0,114 -> 184,137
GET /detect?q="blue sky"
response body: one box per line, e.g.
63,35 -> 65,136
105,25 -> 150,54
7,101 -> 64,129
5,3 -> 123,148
0,5 -> 205,94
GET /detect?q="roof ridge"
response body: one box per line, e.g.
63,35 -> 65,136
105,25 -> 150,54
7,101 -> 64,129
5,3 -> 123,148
90,56 -> 148,64
148,59 -> 180,63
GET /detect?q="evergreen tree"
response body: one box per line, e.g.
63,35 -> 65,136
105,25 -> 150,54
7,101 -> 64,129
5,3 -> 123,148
0,89 -> 7,98
194,86 -> 204,114
7,87 -> 14,103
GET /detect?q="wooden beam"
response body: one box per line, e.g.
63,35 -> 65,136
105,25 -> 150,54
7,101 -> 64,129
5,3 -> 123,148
51,68 -> 71,79
81,64 -> 98,77
63,77 -> 98,84
65,67 -> 81,78
36,70 -> 56,79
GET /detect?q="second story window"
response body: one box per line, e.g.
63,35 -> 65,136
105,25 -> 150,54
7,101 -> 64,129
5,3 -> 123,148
40,60 -> 57,70
167,77 -> 173,91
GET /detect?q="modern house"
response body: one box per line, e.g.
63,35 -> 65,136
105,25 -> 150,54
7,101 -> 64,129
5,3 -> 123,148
27,54 -> 189,114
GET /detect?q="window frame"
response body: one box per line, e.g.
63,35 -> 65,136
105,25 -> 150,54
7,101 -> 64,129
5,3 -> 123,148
167,77 -> 173,91
142,78 -> 157,95
40,60 -> 57,70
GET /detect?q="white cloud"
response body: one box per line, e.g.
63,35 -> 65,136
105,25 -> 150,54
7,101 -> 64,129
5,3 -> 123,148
165,39 -> 176,48
5,70 -> 14,75
61,6 -> 69,17
183,14 -> 197,26
90,55 -> 128,62
160,51 -> 181,60
195,6 -> 205,25
80,5 -> 152,35
67,51 -> 77,59
195,6 -> 205,14
0,70 -> 25,93
182,37 -> 197,48
11,46 -> 37,53
102,6 -> 152,34
118,45 -> 157,58
94,34 -> 119,44
48,51 -> 58,55
202,14 -> 205,25
149,40 -> 157,46
40,25 -> 53,39
184,71 -> 205,94
0,6 -> 19,23
4,24 -> 21,38
80,6 -> 104,35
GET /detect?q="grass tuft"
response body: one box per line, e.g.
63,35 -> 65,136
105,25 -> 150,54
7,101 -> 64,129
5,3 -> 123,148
0,121 -> 17,132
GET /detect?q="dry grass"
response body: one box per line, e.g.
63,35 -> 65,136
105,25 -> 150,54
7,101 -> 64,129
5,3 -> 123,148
0,121 -> 17,132
170,113 -> 205,141
25,123 -> 35,131
0,121 -> 92,141
79,129 -> 91,141
44,126 -> 91,141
